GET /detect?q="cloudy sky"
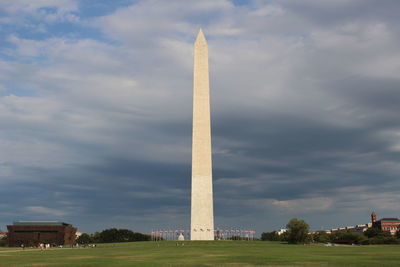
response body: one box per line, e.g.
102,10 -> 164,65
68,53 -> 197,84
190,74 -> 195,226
1,0 -> 400,235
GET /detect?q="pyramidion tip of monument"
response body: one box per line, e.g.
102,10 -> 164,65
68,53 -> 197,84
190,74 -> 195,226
196,28 -> 207,43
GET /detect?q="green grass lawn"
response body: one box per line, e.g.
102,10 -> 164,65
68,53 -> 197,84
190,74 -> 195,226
0,241 -> 399,266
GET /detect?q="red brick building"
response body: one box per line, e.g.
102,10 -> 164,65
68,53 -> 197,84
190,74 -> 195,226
7,221 -> 77,247
371,212 -> 400,235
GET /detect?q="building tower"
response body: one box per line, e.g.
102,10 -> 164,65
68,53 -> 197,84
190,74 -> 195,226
190,29 -> 214,240
371,211 -> 377,224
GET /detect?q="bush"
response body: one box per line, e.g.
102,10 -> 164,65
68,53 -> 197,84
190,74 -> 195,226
368,236 -> 400,244
229,235 -> 242,240
369,236 -> 386,244
360,238 -> 371,245
331,231 -> 367,244
383,237 -> 400,244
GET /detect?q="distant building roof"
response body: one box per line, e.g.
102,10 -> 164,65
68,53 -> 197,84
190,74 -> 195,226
12,221 -> 71,226
379,218 -> 400,221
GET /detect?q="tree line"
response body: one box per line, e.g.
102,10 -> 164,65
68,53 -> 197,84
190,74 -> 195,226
262,218 -> 400,245
76,228 -> 151,244
0,236 -> 7,247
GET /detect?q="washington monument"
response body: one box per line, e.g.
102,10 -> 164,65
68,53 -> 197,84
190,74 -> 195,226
190,29 -> 214,241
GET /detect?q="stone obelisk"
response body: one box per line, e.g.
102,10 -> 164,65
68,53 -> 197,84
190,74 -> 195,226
190,29 -> 214,241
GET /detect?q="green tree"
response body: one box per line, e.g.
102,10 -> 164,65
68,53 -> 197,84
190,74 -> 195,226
76,233 -> 92,244
91,232 -> 101,243
364,227 -> 384,238
0,236 -> 8,247
313,231 -> 330,243
97,228 -> 151,243
286,218 -> 310,244
261,231 -> 280,241
131,232 -> 151,241
279,230 -> 289,242
99,228 -> 123,242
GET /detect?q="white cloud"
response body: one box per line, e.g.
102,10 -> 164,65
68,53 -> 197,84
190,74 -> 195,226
285,0 -> 363,8
0,0 -> 79,24
334,186 -> 400,213
25,206 -> 66,216
251,4 -> 284,17
271,197 -> 333,213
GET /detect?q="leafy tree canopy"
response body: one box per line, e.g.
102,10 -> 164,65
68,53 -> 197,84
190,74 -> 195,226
261,231 -> 280,241
286,218 -> 310,244
75,228 -> 150,244
364,227 -> 383,238
76,233 -> 92,244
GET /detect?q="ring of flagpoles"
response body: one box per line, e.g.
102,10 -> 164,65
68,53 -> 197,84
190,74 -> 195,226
150,229 -> 256,241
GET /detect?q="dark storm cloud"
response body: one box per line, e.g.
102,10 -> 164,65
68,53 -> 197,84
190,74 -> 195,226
1,158 -> 192,231
330,77 -> 400,113
212,112 -> 399,185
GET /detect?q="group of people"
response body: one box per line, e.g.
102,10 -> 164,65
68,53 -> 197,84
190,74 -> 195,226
20,243 -> 97,250
20,243 -> 52,250
38,243 -> 51,250
76,243 -> 96,248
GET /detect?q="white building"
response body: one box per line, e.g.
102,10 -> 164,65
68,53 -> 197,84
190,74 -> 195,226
277,229 -> 287,235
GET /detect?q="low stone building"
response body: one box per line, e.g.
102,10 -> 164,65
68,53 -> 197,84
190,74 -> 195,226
7,221 -> 77,247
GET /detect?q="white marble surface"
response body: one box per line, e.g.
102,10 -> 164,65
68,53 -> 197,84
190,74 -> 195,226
190,29 -> 214,241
